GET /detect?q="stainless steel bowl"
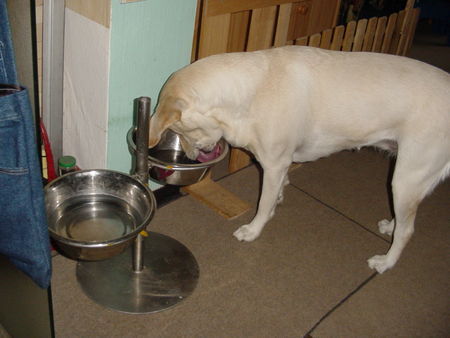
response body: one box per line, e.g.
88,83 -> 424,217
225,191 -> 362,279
127,128 -> 229,186
45,169 -> 156,261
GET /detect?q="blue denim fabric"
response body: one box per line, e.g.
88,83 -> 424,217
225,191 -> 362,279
0,88 -> 52,289
0,0 -> 51,288
0,0 -> 18,85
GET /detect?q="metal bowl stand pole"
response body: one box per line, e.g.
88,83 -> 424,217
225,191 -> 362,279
75,97 -> 199,314
132,96 -> 150,274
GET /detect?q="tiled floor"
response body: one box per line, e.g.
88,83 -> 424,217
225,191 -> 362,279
51,149 -> 449,337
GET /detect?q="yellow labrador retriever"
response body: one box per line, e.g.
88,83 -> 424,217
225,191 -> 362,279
149,46 -> 450,273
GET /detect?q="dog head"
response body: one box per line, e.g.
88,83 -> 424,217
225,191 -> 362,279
149,91 -> 223,160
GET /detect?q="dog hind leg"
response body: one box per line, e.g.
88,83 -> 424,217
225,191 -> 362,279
368,143 -> 450,273
234,162 -> 291,242
277,174 -> 290,205
368,183 -> 419,273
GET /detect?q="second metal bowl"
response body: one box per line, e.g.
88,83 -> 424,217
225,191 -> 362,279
127,128 -> 229,186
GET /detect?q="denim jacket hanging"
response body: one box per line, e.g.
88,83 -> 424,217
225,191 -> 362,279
0,0 -> 51,288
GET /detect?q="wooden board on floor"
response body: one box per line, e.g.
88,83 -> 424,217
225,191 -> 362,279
181,178 -> 251,220
289,163 -> 303,172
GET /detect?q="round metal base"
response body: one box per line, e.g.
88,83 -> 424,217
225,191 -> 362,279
76,232 -> 199,314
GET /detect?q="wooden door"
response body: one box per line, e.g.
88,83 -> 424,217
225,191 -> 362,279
192,0 -> 340,172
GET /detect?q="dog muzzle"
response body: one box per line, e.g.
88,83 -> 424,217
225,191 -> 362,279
196,144 -> 222,163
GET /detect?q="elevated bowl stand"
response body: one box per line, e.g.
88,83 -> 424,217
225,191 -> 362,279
76,97 -> 199,314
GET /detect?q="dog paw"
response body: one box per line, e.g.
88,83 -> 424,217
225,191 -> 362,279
233,225 -> 261,242
276,193 -> 284,205
276,177 -> 290,205
378,219 -> 394,236
367,254 -> 392,274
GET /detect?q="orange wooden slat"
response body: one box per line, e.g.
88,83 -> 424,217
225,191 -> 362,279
333,0 -> 342,27
307,0 -> 340,36
205,0 -> 298,17
308,33 -> 321,47
247,5 -> 278,51
362,17 -> 378,51
330,25 -> 345,50
352,18 -> 367,51
287,0 -> 313,41
396,8 -> 414,55
198,12 -> 231,58
273,3 -> 293,47
371,16 -> 387,52
227,11 -> 251,52
389,9 -> 405,54
295,36 -> 308,46
319,28 -> 333,49
229,149 -> 252,173
405,8 -> 420,55
405,0 -> 415,9
342,20 -> 356,51
381,12 -> 397,53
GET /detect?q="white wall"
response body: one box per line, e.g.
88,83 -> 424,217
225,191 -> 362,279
63,8 -> 110,169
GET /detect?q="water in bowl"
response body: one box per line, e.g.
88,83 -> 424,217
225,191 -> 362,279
52,194 -> 142,242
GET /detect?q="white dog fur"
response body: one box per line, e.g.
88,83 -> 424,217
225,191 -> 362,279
149,46 -> 450,274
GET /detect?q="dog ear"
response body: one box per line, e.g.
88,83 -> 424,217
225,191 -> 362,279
149,97 -> 183,148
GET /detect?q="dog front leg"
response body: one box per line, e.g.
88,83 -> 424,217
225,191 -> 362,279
234,164 -> 290,242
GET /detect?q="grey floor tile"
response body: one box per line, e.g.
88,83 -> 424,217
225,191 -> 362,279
289,148 -> 394,237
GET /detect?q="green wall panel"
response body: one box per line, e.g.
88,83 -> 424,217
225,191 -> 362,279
107,0 -> 197,189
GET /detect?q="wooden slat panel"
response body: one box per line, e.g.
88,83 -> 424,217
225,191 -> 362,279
342,20 -> 356,51
389,9 -> 405,54
227,11 -> 251,52
308,33 -> 321,47
332,0 -> 342,27
247,6 -> 278,51
371,16 -> 387,52
295,36 -> 308,45
381,13 -> 397,53
287,1 -> 313,41
330,25 -> 345,50
289,163 -> 303,172
319,28 -> 332,49
405,8 -> 420,55
273,3 -> 293,47
362,17 -> 378,51
307,0 -> 340,36
396,7 -> 414,55
206,0 -> 298,17
198,12 -> 231,58
229,149 -> 252,172
352,18 -> 367,51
